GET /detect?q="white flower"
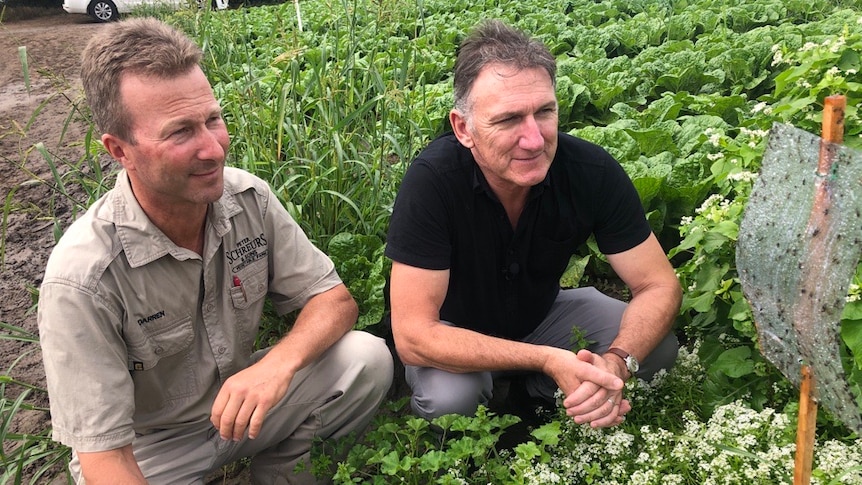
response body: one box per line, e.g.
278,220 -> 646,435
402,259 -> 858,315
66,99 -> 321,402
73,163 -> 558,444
696,194 -> 724,214
751,101 -> 772,114
707,131 -> 722,147
727,171 -> 757,183
771,45 -> 785,66
830,36 -> 846,53
740,127 -> 769,138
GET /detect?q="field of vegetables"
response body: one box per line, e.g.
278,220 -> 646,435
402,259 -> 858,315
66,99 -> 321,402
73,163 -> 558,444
3,0 -> 862,482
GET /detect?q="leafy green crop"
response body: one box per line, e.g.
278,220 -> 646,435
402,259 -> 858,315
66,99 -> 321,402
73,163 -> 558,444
327,233 -> 390,329
8,0 -> 862,481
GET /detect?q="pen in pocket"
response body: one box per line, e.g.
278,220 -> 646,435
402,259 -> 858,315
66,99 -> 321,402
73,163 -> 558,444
233,275 -> 248,302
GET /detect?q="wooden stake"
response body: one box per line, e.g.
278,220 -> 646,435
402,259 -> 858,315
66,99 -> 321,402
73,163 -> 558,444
793,365 -> 817,485
792,94 -> 846,485
821,95 -> 846,146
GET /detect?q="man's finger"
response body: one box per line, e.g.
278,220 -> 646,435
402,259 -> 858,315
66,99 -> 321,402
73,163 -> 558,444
231,400 -> 257,441
210,391 -> 229,429
216,394 -> 244,440
247,405 -> 268,440
568,391 -> 614,423
575,349 -> 624,390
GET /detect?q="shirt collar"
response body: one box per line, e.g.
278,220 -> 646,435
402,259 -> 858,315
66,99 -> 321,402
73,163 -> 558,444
102,170 -> 239,268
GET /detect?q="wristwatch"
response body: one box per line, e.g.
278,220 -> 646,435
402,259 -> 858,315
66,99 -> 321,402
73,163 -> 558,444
606,347 -> 639,378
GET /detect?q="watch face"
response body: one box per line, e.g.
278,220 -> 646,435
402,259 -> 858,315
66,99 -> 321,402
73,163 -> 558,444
627,355 -> 639,374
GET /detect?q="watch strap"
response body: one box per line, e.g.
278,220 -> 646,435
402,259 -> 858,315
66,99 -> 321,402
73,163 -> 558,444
606,347 -> 630,362
606,347 -> 637,377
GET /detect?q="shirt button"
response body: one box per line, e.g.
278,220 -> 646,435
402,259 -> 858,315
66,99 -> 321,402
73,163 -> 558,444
206,304 -> 214,312
218,346 -> 227,354
155,347 -> 163,354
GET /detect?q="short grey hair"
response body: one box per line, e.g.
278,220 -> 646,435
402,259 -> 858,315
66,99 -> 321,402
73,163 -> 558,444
452,20 -> 556,114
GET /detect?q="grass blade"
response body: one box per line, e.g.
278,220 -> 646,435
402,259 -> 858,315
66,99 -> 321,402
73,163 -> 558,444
18,46 -> 29,93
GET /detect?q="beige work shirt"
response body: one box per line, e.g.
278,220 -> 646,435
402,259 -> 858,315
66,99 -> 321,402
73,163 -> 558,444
38,167 -> 342,453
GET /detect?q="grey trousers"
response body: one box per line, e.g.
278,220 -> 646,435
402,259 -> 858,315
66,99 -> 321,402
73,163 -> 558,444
405,287 -> 679,419
71,331 -> 393,485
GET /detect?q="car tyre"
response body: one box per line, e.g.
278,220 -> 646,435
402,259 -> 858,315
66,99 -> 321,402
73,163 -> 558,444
198,0 -> 229,10
88,0 -> 119,22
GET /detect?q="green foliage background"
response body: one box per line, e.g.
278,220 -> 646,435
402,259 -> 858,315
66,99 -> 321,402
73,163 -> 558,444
164,0 -> 862,423
4,0 -> 862,482
146,0 -> 862,429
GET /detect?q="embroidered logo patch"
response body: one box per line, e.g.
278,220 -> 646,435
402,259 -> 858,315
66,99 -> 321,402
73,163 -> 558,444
227,232 -> 268,272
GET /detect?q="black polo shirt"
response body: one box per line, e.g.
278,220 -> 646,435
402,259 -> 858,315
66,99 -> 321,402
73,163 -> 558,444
385,132 -> 650,340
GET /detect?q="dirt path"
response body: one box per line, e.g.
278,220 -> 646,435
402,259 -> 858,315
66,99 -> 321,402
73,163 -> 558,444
1,9 -> 105,482
0,9 -> 102,340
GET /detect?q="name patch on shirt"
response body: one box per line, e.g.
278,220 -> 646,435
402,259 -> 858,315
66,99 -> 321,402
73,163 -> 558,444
137,310 -> 166,325
227,233 -> 268,272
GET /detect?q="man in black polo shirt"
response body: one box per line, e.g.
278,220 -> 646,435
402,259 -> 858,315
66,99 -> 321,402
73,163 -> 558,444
385,20 -> 681,428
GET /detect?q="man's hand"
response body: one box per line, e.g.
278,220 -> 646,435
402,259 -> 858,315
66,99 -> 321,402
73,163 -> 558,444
549,349 -> 630,428
210,283 -> 357,441
210,361 -> 293,441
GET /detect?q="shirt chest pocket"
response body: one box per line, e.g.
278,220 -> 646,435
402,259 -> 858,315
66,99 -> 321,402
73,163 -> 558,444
229,262 -> 268,310
126,315 -> 194,371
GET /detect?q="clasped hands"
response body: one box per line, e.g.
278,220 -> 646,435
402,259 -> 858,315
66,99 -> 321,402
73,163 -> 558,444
550,349 -> 631,428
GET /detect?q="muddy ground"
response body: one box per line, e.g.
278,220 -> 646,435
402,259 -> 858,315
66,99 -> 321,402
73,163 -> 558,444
1,7 -> 101,484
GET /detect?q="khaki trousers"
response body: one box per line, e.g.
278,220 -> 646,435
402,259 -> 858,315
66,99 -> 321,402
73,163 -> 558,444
71,331 -> 393,484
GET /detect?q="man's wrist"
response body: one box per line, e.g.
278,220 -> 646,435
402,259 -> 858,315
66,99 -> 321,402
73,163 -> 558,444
604,351 -> 631,380
605,347 -> 641,380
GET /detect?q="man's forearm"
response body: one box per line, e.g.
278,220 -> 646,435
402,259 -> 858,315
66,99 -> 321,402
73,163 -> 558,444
267,283 -> 358,374
611,283 -> 681,361
78,445 -> 147,485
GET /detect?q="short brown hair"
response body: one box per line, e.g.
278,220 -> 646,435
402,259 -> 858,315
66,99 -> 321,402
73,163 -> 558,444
81,17 -> 202,143
452,20 -> 556,114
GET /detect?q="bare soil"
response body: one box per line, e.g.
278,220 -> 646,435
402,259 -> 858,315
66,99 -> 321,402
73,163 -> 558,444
0,7 -> 104,483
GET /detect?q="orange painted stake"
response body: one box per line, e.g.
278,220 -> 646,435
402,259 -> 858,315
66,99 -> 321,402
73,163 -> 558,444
793,365 -> 817,485
792,94 -> 846,485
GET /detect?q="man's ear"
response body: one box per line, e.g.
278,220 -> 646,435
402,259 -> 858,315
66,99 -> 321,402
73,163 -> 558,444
101,133 -> 131,169
449,109 -> 474,149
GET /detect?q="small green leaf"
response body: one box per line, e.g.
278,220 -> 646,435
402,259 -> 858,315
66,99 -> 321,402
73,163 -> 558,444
712,347 -> 755,378
841,319 -> 862,369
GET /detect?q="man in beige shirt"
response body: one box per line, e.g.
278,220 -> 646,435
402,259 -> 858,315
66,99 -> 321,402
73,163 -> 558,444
38,17 -> 392,484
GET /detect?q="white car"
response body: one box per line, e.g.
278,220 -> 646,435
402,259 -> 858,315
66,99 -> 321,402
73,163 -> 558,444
63,0 -> 229,23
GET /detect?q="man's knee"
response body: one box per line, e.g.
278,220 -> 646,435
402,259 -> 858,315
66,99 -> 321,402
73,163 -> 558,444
407,368 -> 492,420
332,331 -> 394,394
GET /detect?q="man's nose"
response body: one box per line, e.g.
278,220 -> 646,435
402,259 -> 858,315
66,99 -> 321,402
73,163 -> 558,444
198,127 -> 228,160
519,116 -> 544,151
